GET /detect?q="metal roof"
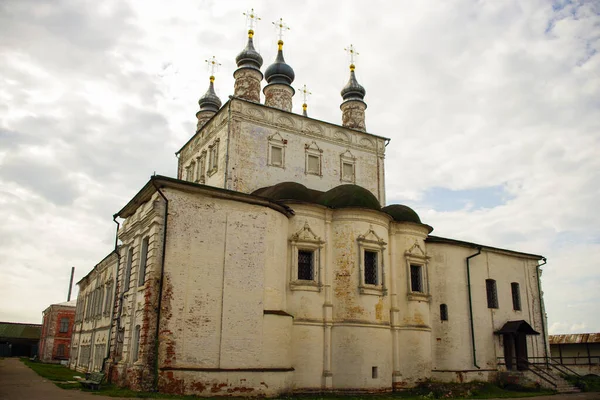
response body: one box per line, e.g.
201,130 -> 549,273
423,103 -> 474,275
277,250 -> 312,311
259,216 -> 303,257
0,322 -> 42,340
549,333 -> 600,344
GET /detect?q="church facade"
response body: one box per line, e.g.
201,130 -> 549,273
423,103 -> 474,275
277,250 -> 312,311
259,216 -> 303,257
72,26 -> 549,397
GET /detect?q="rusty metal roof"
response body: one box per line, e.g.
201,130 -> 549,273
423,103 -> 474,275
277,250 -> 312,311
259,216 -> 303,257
549,333 -> 600,344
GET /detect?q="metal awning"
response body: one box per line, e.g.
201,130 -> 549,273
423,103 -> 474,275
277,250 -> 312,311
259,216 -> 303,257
495,320 -> 540,335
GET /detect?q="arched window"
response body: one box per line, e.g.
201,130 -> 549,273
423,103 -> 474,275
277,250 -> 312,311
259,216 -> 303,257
440,304 -> 448,321
486,279 -> 498,308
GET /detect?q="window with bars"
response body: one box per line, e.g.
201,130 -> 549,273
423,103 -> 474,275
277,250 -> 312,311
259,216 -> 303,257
56,343 -> 66,357
297,250 -> 314,281
364,251 -> 378,285
410,264 -> 423,293
486,279 -> 498,308
440,304 -> 448,321
59,317 -> 69,333
511,282 -> 521,311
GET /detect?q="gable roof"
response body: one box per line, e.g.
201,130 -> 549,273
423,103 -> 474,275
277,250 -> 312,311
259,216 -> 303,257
0,322 -> 42,340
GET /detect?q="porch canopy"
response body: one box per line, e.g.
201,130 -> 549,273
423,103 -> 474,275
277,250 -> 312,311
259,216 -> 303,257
495,320 -> 540,335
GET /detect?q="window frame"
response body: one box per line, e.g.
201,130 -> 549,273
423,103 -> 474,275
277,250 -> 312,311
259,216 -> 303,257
138,236 -> 149,287
340,150 -> 356,183
59,317 -> 69,333
289,222 -> 324,292
410,264 -> 424,293
267,132 -> 287,168
56,343 -> 66,357
207,138 -> 220,176
196,151 -> 207,183
486,279 -> 498,309
440,303 -> 448,321
404,242 -> 431,301
357,227 -> 387,295
132,325 -> 141,363
123,247 -> 134,293
511,282 -> 521,311
305,141 -> 323,176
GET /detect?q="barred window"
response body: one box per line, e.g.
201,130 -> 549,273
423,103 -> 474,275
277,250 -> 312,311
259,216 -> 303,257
511,282 -> 521,311
56,343 -> 65,357
410,264 -> 423,293
440,304 -> 448,321
486,279 -> 498,308
364,251 -> 378,285
297,250 -> 314,281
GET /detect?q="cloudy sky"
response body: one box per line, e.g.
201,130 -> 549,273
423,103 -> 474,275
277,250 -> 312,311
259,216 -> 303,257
1,0 -> 598,335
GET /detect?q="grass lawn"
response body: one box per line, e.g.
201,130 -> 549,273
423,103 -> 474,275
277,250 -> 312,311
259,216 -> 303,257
19,359 -> 554,399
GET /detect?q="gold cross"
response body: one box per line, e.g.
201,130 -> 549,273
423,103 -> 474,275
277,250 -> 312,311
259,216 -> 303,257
272,17 -> 290,41
243,8 -> 261,32
344,44 -> 359,68
205,56 -> 221,79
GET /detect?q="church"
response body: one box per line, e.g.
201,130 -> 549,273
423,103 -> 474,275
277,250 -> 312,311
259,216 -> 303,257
69,17 -> 549,397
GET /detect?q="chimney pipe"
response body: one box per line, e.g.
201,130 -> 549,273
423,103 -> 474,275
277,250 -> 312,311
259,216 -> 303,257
67,267 -> 75,301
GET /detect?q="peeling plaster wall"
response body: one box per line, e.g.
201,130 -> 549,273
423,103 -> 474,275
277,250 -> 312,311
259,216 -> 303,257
156,188 -> 292,397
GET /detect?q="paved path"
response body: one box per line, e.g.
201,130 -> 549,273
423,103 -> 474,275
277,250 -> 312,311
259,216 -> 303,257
1,357 -> 599,399
0,357 -> 129,400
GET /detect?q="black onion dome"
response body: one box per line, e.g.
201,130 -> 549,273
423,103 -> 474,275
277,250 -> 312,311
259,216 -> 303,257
252,182 -> 316,202
319,184 -> 381,211
198,79 -> 221,112
265,42 -> 295,86
235,35 -> 263,70
382,204 -> 421,224
341,68 -> 366,102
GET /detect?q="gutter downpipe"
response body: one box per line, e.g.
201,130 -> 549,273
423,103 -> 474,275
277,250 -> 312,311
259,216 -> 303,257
152,180 -> 169,391
105,216 -> 121,381
536,257 -> 548,364
467,247 -> 482,369
224,98 -> 233,190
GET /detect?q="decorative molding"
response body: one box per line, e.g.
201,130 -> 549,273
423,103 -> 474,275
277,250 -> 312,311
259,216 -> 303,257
334,130 -> 351,143
357,225 -> 387,246
275,115 -> 295,128
290,222 -> 324,244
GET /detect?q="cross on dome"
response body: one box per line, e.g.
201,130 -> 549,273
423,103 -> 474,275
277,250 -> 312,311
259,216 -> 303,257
243,8 -> 261,35
298,84 -> 312,104
205,56 -> 221,80
344,44 -> 359,70
273,17 -> 290,42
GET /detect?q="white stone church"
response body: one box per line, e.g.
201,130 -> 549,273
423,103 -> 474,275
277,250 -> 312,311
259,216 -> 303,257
69,24 -> 549,397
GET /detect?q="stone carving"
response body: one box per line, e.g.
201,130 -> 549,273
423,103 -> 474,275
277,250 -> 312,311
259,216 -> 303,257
275,115 -> 295,129
334,130 -> 351,143
359,138 -> 375,149
357,225 -> 387,245
290,222 -> 324,243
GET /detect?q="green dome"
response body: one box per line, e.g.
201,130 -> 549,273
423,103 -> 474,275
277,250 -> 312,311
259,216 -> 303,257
252,182 -> 314,202
318,185 -> 381,211
382,204 -> 421,223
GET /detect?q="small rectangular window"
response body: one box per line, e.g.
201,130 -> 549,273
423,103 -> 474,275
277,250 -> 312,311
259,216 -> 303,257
59,318 -> 69,333
307,154 -> 320,175
298,250 -> 314,281
342,162 -> 354,181
124,247 -> 133,292
132,325 -> 141,362
270,146 -> 283,166
440,304 -> 448,321
57,343 -> 65,357
486,279 -> 498,308
511,282 -> 521,311
364,251 -> 378,285
410,264 -> 423,292
372,366 -> 378,379
138,237 -> 149,286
